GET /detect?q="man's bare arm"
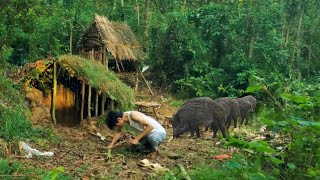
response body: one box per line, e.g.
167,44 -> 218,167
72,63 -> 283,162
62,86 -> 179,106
130,111 -> 154,141
108,130 -> 122,148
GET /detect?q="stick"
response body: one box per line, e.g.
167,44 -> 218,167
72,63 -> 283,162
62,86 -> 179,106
140,71 -> 154,96
111,141 -> 131,149
177,164 -> 191,180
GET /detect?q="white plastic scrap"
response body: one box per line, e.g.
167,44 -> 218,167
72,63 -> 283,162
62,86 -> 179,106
20,141 -> 54,158
96,132 -> 106,141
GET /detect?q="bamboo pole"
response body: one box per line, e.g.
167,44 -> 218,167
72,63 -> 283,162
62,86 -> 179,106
87,84 -> 92,119
140,71 -> 154,96
102,45 -> 106,66
95,91 -> 99,117
111,100 -> 115,110
101,95 -> 106,115
80,80 -> 85,124
135,70 -> 139,91
115,60 -> 121,72
51,60 -> 57,125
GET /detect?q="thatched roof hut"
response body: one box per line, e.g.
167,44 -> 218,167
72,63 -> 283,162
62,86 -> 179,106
78,14 -> 144,69
78,15 -> 145,88
12,55 -> 135,126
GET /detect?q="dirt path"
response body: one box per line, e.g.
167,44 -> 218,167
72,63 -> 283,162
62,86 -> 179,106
13,88 -> 232,179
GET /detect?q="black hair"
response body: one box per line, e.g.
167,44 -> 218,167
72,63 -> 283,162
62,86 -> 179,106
106,111 -> 123,130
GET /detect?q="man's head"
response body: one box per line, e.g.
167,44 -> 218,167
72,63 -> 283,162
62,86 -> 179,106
106,111 -> 124,130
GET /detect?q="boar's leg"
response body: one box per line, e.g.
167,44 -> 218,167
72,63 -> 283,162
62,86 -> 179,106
196,127 -> 201,138
233,116 -> 238,128
190,130 -> 195,138
225,116 -> 232,129
189,126 -> 201,138
210,124 -> 218,139
218,121 -> 227,138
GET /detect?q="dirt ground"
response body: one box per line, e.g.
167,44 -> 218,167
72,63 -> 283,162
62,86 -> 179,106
12,87 -> 236,179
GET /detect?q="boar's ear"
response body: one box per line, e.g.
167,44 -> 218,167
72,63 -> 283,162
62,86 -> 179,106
172,115 -> 181,123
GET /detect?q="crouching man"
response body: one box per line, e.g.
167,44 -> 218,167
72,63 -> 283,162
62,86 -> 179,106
106,111 -> 166,157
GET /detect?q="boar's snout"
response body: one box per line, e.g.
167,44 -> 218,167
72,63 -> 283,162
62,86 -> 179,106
173,128 -> 181,138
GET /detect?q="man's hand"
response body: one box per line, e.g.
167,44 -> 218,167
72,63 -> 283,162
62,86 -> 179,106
130,138 -> 139,145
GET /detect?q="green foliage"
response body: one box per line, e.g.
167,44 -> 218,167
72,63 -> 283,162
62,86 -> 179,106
0,46 -> 13,66
0,73 -> 33,140
0,159 -> 21,179
42,166 -> 71,180
0,158 -> 49,180
246,73 -> 320,179
0,71 -> 55,141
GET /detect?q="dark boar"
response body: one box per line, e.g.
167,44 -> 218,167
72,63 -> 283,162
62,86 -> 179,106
235,95 -> 256,125
171,97 -> 226,139
214,97 -> 240,129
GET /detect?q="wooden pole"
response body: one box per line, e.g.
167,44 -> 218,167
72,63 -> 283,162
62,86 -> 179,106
95,91 -> 99,117
80,80 -> 85,124
140,71 -> 154,96
135,70 -> 139,91
111,100 -> 115,110
101,95 -> 106,115
115,60 -> 121,72
87,84 -> 92,119
51,60 -> 57,125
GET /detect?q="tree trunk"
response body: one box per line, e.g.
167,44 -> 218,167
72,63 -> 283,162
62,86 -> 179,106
69,23 -> 73,54
121,0 -> 125,21
290,3 -> 304,76
144,0 -> 150,36
136,0 -> 140,32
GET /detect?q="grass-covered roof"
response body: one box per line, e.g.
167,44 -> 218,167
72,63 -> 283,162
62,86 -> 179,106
58,55 -> 134,109
13,55 -> 135,109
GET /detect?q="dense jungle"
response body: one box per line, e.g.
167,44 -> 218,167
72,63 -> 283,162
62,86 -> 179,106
0,0 -> 319,179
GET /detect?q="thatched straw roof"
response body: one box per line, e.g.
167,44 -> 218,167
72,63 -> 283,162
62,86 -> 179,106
79,14 -> 145,61
12,55 -> 135,109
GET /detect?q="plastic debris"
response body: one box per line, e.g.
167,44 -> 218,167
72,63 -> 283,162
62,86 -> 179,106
19,141 -> 54,158
213,153 -> 232,161
96,132 -> 106,141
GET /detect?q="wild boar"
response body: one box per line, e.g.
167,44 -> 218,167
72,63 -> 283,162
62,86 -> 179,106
214,97 -> 240,129
171,97 -> 227,139
235,95 -> 256,125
